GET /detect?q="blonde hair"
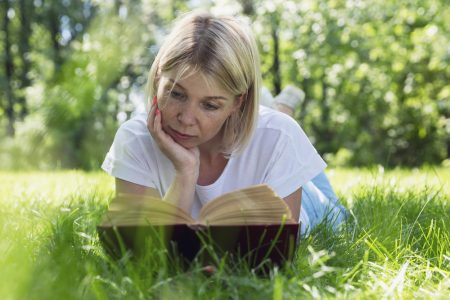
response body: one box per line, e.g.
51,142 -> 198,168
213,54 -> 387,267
146,11 -> 261,156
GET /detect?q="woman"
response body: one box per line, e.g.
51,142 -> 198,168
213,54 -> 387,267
102,11 -> 345,235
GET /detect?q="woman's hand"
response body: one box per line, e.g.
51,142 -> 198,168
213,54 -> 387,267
147,96 -> 200,179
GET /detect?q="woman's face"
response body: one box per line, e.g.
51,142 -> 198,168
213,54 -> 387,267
156,70 -> 242,150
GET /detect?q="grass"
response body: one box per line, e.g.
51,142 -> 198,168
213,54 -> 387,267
0,168 -> 449,299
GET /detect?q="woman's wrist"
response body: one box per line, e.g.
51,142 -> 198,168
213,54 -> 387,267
174,161 -> 199,178
174,169 -> 199,186
163,170 -> 198,213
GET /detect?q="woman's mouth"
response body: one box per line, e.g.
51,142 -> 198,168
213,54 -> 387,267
168,127 -> 195,141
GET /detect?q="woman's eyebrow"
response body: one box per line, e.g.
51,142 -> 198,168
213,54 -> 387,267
168,78 -> 228,101
204,96 -> 228,101
168,79 -> 186,91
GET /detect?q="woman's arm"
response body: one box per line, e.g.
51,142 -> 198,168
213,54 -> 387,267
116,178 -> 160,197
115,176 -> 196,214
284,187 -> 302,222
146,96 -> 199,213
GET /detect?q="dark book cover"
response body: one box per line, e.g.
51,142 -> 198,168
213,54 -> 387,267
97,223 -> 299,269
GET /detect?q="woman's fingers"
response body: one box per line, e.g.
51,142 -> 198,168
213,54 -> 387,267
147,96 -> 173,148
153,107 -> 162,133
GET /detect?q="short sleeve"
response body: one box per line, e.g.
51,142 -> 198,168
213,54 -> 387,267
101,119 -> 156,188
263,117 -> 326,198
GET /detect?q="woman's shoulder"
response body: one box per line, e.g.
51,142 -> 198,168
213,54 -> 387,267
257,106 -> 301,134
252,106 -> 313,151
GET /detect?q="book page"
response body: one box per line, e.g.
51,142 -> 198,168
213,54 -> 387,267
198,185 -> 295,225
100,193 -> 194,226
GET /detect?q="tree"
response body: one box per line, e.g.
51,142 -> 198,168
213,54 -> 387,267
253,0 -> 449,166
2,0 -> 15,136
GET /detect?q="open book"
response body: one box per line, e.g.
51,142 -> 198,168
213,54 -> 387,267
100,184 -> 297,226
97,184 -> 300,268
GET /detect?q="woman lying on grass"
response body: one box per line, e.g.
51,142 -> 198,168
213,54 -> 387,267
102,11 -> 347,235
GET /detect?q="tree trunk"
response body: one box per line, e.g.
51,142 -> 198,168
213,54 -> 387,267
48,5 -> 62,74
299,78 -> 310,122
270,13 -> 281,95
3,0 -> 15,136
18,0 -> 32,119
240,0 -> 254,16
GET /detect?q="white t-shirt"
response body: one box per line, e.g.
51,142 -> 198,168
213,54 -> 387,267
102,106 -> 327,218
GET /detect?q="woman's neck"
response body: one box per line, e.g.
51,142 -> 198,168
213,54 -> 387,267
198,129 -> 226,161
198,147 -> 226,165
197,144 -> 229,186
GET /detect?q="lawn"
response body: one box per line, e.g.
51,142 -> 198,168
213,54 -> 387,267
1,168 -> 449,299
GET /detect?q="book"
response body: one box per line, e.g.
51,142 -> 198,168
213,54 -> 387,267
97,184 -> 300,269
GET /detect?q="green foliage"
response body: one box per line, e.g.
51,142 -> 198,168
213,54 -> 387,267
255,0 -> 449,166
0,169 -> 449,298
0,0 -> 448,169
0,2 -> 155,170
41,7 -> 152,169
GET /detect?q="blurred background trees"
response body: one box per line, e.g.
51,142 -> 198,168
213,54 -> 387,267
0,0 -> 448,169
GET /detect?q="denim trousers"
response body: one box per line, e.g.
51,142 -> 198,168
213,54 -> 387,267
299,172 -> 348,235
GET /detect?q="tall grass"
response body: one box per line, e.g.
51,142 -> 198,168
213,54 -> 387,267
1,168 -> 449,299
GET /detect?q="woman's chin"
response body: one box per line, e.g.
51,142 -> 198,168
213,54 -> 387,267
172,138 -> 199,149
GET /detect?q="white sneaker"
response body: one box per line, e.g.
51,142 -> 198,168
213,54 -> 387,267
274,85 -> 305,110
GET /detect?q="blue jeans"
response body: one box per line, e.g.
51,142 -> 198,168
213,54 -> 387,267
299,172 -> 348,235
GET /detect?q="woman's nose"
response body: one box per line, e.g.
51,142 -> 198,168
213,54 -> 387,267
176,104 -> 197,126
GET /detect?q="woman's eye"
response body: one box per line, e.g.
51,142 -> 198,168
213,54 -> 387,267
203,102 -> 219,111
169,90 -> 186,100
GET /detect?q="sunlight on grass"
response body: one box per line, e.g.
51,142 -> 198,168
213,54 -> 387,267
0,168 -> 449,299
0,171 -> 114,204
327,166 -> 449,207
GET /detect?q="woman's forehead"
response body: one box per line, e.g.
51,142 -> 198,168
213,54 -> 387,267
161,69 -> 228,93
